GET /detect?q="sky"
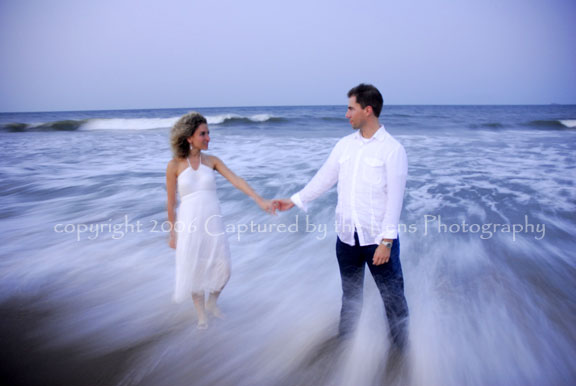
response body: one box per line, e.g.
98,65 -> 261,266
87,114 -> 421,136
0,0 -> 575,112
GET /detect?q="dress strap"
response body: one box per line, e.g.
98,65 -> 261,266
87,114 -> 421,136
187,154 -> 202,170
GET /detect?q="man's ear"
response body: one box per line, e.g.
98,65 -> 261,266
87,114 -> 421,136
365,105 -> 373,116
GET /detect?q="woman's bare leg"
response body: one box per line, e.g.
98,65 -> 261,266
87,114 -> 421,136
192,292 -> 208,329
206,291 -> 224,318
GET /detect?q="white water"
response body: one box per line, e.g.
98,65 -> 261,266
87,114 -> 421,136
0,126 -> 575,385
77,114 -> 277,130
559,119 -> 576,128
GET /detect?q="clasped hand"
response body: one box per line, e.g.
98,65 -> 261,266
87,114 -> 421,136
258,198 -> 294,215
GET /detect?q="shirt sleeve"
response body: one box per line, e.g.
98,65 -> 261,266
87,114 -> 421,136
291,140 -> 342,212
376,144 -> 407,242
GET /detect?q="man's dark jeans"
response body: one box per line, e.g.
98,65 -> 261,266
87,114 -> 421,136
336,232 -> 409,348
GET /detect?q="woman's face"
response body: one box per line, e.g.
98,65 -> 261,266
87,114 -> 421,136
187,123 -> 210,151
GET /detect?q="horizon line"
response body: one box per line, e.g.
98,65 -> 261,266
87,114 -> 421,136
1,102 -> 574,115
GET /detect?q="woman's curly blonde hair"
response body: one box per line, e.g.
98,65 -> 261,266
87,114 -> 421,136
170,112 -> 207,158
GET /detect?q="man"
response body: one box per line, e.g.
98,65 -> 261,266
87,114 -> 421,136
275,84 -> 409,348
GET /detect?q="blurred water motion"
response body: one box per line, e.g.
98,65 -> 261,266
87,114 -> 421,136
1,105 -> 575,385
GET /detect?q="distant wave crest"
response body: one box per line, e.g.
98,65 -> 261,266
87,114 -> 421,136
3,113 -> 573,133
0,113 -> 285,132
526,120 -> 576,129
81,117 -> 179,130
0,120 -> 86,132
468,119 -> 576,130
0,118 -> 178,132
207,114 -> 285,125
559,120 -> 576,128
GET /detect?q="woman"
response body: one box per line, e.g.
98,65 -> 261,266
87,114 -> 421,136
166,112 -> 275,329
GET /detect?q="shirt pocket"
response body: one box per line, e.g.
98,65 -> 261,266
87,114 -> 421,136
362,157 -> 385,185
338,154 -> 351,173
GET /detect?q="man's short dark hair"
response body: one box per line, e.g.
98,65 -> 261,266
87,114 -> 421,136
347,84 -> 383,118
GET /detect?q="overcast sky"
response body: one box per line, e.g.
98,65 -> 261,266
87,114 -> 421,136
0,0 -> 575,112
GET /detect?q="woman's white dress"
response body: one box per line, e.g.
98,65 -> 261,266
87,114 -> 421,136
173,157 -> 231,302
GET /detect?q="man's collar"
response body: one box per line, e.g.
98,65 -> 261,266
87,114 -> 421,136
373,125 -> 387,141
354,125 -> 387,141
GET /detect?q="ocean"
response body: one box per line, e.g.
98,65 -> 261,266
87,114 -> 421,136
1,105 -> 575,385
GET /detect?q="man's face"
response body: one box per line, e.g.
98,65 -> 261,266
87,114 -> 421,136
345,96 -> 369,129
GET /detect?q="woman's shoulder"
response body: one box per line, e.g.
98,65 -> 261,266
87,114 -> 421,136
167,157 -> 184,172
203,153 -> 220,168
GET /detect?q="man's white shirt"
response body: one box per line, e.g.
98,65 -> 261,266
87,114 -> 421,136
291,126 -> 407,247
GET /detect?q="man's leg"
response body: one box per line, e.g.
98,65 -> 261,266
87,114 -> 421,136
336,233 -> 365,338
364,237 -> 409,348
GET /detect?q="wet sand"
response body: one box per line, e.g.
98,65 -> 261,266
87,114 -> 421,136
0,296 -> 152,386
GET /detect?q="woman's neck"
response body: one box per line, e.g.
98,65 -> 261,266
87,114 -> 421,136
189,148 -> 201,158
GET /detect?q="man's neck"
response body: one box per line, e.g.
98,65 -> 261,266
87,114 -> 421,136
359,119 -> 381,139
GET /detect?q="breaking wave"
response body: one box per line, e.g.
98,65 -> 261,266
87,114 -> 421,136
0,114 -> 285,132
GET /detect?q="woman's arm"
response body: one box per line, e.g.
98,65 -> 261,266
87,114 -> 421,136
212,156 -> 275,214
166,159 -> 178,248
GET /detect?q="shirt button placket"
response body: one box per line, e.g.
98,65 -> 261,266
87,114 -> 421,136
351,145 -> 365,245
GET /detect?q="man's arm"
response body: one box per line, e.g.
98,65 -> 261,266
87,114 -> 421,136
277,140 -> 343,211
373,145 -> 407,265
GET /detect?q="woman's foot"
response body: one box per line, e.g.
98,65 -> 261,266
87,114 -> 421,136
197,316 -> 208,330
207,304 -> 225,319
